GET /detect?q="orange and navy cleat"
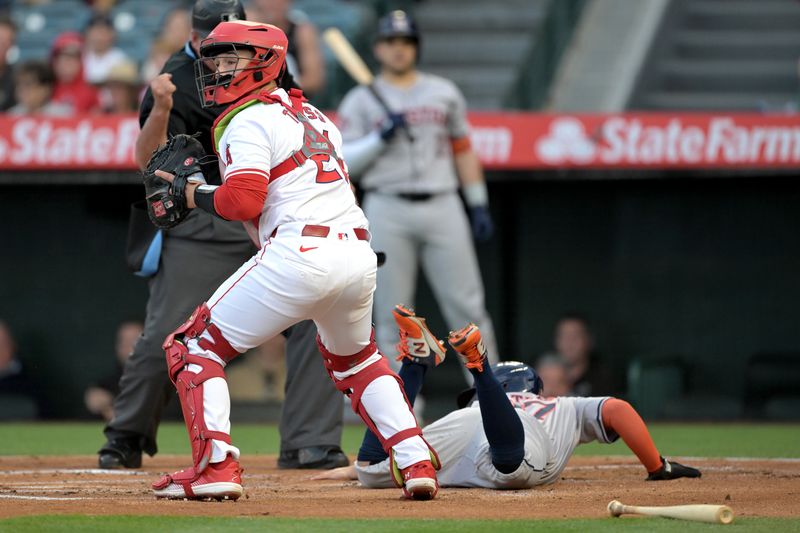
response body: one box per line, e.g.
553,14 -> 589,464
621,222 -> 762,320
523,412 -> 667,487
392,304 -> 446,368
448,323 -> 487,372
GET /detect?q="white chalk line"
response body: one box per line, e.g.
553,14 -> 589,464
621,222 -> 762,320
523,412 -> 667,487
0,468 -> 148,476
0,494 -> 90,501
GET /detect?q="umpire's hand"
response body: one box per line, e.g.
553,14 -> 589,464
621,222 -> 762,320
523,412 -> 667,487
151,73 -> 177,112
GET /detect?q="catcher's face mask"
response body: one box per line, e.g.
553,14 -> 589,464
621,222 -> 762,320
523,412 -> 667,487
195,21 -> 288,107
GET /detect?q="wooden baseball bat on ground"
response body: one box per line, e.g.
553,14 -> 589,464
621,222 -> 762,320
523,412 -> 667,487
608,500 -> 734,524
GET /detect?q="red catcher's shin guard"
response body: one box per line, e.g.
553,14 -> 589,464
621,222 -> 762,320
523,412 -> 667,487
157,304 -> 238,490
317,333 -> 439,485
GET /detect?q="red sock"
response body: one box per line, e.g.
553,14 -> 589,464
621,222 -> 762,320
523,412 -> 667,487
601,398 -> 663,473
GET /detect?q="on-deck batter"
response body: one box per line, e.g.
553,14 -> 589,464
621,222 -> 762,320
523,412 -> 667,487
148,20 -> 439,502
337,11 -> 498,373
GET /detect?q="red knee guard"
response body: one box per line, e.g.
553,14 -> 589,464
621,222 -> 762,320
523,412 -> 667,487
163,303 -> 239,383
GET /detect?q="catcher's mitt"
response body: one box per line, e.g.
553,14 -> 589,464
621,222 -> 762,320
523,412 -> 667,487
144,134 -> 207,229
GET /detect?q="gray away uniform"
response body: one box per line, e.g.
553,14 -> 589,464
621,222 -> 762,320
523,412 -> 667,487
338,73 -> 497,370
356,393 -> 616,489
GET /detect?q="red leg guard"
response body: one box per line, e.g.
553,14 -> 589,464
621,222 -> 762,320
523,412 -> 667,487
317,334 -> 429,458
157,304 -> 238,492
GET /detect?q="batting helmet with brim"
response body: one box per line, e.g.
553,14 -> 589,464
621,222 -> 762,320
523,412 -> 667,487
192,0 -> 246,36
456,361 -> 544,408
376,10 -> 420,44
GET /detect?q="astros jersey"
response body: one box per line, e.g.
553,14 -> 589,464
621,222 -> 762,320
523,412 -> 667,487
505,392 -> 618,484
337,73 -> 470,193
356,393 -> 616,489
216,88 -> 368,246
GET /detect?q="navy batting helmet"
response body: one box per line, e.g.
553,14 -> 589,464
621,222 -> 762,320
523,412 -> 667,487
456,361 -> 543,408
376,10 -> 420,44
494,361 -> 543,395
192,0 -> 246,36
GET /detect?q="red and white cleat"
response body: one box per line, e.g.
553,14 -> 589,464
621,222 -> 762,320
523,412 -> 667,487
152,455 -> 243,501
401,460 -> 439,500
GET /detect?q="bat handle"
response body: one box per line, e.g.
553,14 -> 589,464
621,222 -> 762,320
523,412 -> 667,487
367,84 -> 414,143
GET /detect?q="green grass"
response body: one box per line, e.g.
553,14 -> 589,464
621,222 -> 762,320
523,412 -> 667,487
1,516 -> 798,533
0,425 -> 798,531
0,422 -> 798,458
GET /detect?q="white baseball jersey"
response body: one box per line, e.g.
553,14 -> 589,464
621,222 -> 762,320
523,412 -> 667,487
338,73 -> 470,193
356,393 -> 617,489
216,88 -> 368,246
190,88 -> 432,470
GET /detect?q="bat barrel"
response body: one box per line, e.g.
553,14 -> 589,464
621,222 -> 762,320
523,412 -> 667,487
608,500 -> 734,525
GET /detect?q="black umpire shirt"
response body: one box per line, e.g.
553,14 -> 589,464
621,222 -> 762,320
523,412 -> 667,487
139,42 -> 225,185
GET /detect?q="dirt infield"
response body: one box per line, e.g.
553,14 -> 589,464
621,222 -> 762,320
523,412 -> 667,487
0,455 -> 798,520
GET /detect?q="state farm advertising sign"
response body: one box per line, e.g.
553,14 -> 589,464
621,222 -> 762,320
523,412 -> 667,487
0,113 -> 798,171
468,113 -> 800,169
0,115 -> 140,170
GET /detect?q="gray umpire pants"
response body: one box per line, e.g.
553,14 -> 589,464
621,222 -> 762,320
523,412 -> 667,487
105,212 -> 342,455
363,191 -> 498,379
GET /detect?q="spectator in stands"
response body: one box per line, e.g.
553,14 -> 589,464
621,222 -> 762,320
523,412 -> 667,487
553,313 -> 623,397
0,14 -> 16,111
8,60 -> 72,116
50,32 -> 100,114
142,39 -> 176,85
83,13 -> 128,84
85,0 -> 116,14
0,320 -> 40,420
84,321 -> 143,421
96,60 -> 141,113
247,0 -> 325,96
157,7 -> 192,54
534,354 -> 572,397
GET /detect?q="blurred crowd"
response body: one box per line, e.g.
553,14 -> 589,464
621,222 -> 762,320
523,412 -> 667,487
0,0 -> 327,116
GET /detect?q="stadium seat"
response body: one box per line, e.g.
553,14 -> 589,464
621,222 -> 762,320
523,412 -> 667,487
744,351 -> 800,420
626,358 -> 685,419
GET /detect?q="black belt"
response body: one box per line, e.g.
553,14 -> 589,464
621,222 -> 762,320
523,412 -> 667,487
363,190 -> 447,202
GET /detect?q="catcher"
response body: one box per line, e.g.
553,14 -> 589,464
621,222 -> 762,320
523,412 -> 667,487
143,20 -> 438,502
315,306 -> 702,489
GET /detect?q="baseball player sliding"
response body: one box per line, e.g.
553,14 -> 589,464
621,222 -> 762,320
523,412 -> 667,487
145,20 -> 439,501
336,11 -> 498,372
315,306 -> 702,489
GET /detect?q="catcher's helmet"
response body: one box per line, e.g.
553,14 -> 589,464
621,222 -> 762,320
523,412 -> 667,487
376,10 -> 420,44
192,0 -> 246,36
456,361 -> 543,408
196,20 -> 288,107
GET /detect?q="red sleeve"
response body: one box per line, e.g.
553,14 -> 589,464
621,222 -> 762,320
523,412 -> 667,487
213,170 -> 268,221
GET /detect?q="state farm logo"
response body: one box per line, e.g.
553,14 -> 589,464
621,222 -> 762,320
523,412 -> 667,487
536,117 -> 597,164
534,116 -> 800,166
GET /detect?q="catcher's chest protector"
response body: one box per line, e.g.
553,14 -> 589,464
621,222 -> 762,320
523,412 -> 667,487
212,88 -> 347,182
